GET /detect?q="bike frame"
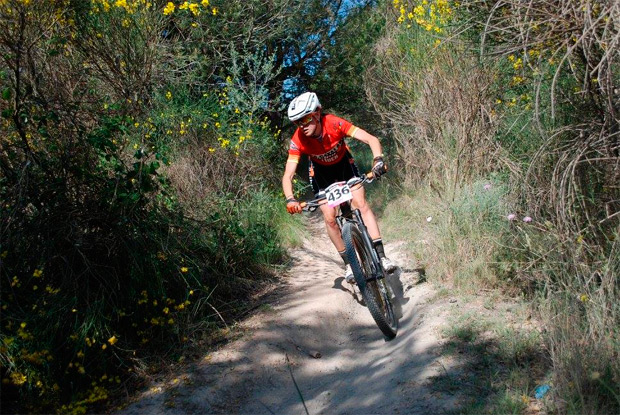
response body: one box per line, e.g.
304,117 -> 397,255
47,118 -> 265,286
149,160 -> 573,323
304,175 -> 385,284
301,173 -> 398,339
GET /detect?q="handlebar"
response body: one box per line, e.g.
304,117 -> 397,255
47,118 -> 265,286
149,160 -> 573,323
299,172 -> 375,212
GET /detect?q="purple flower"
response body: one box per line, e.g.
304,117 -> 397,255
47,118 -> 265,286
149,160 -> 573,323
484,183 -> 492,190
523,216 -> 532,223
507,214 -> 516,221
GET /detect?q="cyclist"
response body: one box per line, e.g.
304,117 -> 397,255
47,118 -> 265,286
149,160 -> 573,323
282,91 -> 397,283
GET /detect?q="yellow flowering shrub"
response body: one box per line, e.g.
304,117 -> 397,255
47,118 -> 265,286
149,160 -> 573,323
393,0 -> 453,32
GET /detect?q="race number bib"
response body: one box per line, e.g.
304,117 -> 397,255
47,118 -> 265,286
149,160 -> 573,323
325,182 -> 352,208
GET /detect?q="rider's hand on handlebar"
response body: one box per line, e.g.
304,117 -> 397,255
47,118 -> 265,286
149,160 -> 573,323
286,198 -> 302,214
372,156 -> 387,179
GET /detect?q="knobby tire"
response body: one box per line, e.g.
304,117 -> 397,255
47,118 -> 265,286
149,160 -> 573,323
342,222 -> 397,339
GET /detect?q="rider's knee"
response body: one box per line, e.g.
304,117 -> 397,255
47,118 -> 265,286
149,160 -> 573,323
354,198 -> 370,213
324,217 -> 339,230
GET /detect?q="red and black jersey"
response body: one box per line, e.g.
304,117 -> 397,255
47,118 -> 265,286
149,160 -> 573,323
287,114 -> 359,166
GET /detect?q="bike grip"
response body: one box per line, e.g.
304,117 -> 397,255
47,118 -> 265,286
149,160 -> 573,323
366,172 -> 374,179
300,202 -> 307,208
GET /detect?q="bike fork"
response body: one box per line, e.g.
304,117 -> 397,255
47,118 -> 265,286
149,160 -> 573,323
340,210 -> 385,283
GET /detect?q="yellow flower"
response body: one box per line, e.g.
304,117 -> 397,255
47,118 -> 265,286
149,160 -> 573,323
181,267 -> 188,273
211,7 -> 217,15
201,0 -> 209,5
580,294 -> 589,303
10,372 -> 27,386
166,91 -> 172,100
33,269 -> 43,278
163,2 -> 175,15
189,3 -> 199,15
108,336 -> 118,345
513,58 -> 523,70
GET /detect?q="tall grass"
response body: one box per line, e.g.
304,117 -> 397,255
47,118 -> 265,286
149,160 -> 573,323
511,226 -> 620,414
382,178 -> 512,290
369,0 -> 619,413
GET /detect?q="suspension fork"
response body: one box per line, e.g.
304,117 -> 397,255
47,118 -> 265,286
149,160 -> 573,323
337,204 -> 384,281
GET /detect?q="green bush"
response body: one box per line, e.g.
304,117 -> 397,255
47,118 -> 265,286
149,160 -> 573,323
0,2 -> 286,413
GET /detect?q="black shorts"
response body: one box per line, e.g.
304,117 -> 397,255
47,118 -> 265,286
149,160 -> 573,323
309,151 -> 360,196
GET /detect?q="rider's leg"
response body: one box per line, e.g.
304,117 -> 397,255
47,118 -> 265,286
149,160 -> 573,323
351,187 -> 396,271
320,203 -> 355,282
319,203 -> 345,252
351,186 -> 380,240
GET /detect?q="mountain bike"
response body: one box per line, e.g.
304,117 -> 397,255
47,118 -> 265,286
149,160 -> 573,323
301,173 -> 398,339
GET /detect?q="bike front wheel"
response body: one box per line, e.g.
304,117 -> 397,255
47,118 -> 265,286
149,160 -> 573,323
342,222 -> 398,339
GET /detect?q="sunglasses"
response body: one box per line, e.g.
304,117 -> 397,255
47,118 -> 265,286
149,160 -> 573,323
294,114 -> 315,127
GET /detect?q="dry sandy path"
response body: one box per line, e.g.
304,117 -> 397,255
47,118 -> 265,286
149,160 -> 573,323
118,216 -> 461,414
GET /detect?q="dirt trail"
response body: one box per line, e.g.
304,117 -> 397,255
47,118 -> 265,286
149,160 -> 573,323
118,216 -> 463,414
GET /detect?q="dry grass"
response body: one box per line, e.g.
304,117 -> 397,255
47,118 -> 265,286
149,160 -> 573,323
165,136 -> 272,220
454,2 -> 620,412
366,1 -> 619,412
366,30 -> 505,194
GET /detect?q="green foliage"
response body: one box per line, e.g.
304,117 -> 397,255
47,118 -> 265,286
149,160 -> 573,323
0,1 -> 287,413
372,1 -> 619,413
381,178 -> 512,290
1,0 -> 382,410
311,2 -> 386,129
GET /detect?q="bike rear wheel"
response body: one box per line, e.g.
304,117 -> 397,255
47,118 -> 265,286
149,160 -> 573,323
342,221 -> 397,339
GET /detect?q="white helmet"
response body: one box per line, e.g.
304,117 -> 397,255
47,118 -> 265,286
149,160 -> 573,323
287,92 -> 321,121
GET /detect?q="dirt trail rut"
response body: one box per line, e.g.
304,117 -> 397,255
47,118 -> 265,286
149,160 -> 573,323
118,216 -> 462,414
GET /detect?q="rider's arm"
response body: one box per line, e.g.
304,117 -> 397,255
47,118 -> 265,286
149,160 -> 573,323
282,161 -> 298,201
349,128 -> 383,160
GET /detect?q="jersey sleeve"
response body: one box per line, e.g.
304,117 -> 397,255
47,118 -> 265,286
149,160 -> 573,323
287,136 -> 302,164
328,115 -> 358,139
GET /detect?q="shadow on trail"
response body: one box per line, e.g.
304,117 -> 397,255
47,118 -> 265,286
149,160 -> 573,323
118,221 -> 479,415
118,272 -> 450,414
331,267 -> 412,315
